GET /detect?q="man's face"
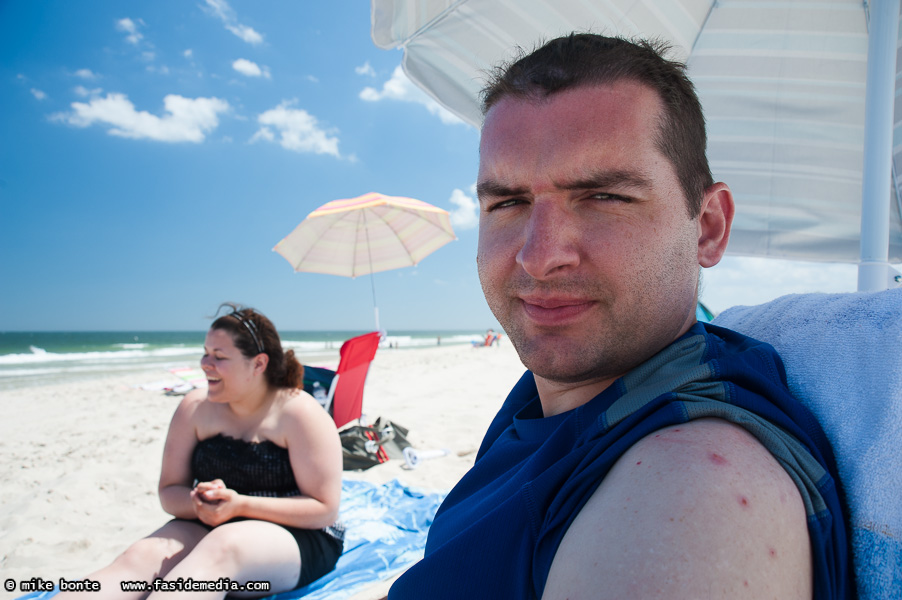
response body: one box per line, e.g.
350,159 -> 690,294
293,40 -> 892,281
477,81 -> 705,386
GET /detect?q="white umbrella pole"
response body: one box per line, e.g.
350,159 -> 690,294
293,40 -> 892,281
362,211 -> 381,331
858,0 -> 900,292
371,274 -> 380,331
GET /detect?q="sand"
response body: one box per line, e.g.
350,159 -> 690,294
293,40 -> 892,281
0,342 -> 526,600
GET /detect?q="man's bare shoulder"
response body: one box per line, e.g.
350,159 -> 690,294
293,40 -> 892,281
543,418 -> 812,599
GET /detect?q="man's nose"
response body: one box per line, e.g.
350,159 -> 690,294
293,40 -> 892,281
515,203 -> 580,279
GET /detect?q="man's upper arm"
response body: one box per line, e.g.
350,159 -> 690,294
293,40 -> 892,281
542,418 -> 812,599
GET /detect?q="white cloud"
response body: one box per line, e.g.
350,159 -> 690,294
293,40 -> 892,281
116,17 -> 143,45
355,61 -> 376,77
74,68 -> 97,80
184,49 -> 193,59
55,92 -> 229,143
232,58 -> 270,78
249,127 -> 274,143
307,75 -> 320,84
203,0 -> 263,45
74,85 -> 102,97
449,186 -> 479,230
204,0 -> 231,20
30,88 -> 47,101
360,65 -> 463,125
227,24 -> 263,45
252,100 -> 340,157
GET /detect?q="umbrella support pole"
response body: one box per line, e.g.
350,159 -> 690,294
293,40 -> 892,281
858,0 -> 900,291
370,270 -> 380,331
363,211 -> 382,331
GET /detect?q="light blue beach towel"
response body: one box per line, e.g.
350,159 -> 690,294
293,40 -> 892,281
16,479 -> 444,600
714,289 -> 902,599
277,478 -> 444,600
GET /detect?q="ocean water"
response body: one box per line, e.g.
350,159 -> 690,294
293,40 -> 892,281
0,329 -> 489,391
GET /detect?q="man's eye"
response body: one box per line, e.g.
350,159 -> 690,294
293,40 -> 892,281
487,198 -> 524,211
591,192 -> 630,203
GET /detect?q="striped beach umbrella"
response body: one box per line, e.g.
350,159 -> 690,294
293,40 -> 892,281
274,192 -> 457,329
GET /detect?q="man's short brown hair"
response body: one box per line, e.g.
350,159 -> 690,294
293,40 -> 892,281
481,33 -> 713,217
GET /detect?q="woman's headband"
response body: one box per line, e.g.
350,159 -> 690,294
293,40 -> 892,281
230,310 -> 265,354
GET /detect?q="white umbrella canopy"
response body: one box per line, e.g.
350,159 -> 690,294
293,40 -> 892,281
274,192 -> 457,329
371,0 -> 902,288
274,192 -> 456,277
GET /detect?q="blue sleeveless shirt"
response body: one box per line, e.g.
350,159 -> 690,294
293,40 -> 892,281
389,323 -> 851,599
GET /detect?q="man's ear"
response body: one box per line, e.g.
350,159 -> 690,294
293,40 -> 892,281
697,182 -> 734,268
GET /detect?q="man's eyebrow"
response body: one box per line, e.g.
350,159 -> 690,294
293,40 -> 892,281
476,179 -> 527,200
557,169 -> 653,192
477,170 -> 653,201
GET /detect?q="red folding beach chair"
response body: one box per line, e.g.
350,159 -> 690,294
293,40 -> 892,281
323,331 -> 381,429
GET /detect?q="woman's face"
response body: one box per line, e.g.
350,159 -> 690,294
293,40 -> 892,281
200,327 -> 258,402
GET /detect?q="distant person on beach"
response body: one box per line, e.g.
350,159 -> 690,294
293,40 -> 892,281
388,34 -> 850,599
61,304 -> 343,599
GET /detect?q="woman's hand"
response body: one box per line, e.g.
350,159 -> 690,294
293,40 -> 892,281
191,479 -> 244,526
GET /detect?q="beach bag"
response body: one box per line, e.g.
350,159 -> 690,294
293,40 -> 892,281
340,417 -> 411,471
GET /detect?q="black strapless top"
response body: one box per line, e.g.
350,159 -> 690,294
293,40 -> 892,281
191,433 -> 301,498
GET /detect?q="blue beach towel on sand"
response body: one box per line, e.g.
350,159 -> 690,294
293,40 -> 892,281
279,479 -> 444,600
16,479 -> 444,600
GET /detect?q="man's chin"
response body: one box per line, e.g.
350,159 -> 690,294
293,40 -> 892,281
528,363 -> 609,385
512,334 -> 607,383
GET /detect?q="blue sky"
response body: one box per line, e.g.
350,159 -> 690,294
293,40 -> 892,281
0,0 -> 862,332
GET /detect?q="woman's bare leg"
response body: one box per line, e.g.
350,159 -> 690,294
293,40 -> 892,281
57,520 -> 208,600
146,520 -> 302,600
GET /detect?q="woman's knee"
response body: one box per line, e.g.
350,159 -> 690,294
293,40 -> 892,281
112,539 -> 175,576
186,523 -> 249,569
113,522 -> 205,576
186,521 -> 300,579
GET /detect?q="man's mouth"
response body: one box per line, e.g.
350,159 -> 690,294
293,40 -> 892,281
518,297 -> 595,325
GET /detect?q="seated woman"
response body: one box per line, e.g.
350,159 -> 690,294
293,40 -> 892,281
61,304 -> 343,599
